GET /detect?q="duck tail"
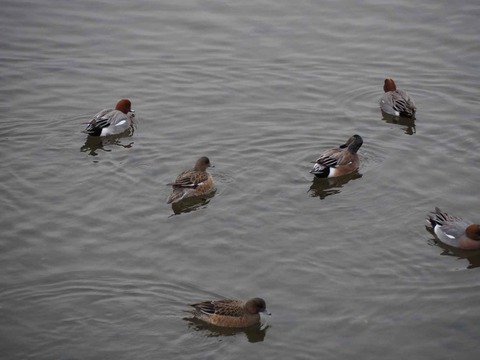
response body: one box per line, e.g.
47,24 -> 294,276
82,124 -> 102,136
167,189 -> 186,204
426,207 -> 446,231
400,110 -> 415,118
83,117 -> 110,136
310,163 -> 329,177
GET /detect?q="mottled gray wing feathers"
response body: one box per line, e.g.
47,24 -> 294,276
428,207 -> 471,237
385,90 -> 416,116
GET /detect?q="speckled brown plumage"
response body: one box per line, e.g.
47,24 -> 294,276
167,157 -> 214,204
190,298 -> 269,328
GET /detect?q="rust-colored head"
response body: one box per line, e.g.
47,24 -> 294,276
115,99 -> 132,114
194,156 -> 212,172
383,77 -> 397,92
466,224 -> 480,241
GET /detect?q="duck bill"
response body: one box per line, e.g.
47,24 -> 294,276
259,309 -> 271,330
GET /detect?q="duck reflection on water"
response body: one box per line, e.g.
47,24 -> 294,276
169,190 -> 216,215
183,315 -> 269,343
380,110 -> 416,135
309,172 -> 362,199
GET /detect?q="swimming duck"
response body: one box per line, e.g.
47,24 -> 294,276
380,77 -> 416,118
167,156 -> 214,204
190,297 -> 270,328
83,99 -> 135,136
310,135 -> 363,178
426,207 -> 480,250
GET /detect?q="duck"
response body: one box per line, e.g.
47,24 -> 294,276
310,135 -> 363,178
190,297 -> 270,328
167,156 -> 215,204
426,207 -> 480,250
83,99 -> 135,136
380,77 -> 416,118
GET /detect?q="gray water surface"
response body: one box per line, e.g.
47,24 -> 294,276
1,0 -> 480,359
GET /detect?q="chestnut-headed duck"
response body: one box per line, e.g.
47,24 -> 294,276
426,207 -> 480,250
380,77 -> 416,118
310,134 -> 363,178
190,297 -> 270,328
167,156 -> 215,204
83,99 -> 135,136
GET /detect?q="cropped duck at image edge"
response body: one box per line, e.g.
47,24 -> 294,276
426,208 -> 480,250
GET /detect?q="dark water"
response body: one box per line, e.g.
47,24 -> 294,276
1,0 -> 480,359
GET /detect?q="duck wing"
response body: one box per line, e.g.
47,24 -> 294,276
428,207 -> 471,238
390,90 -> 416,117
170,170 -> 209,188
192,300 -> 244,317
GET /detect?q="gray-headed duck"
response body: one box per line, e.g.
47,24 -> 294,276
310,135 -> 363,178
